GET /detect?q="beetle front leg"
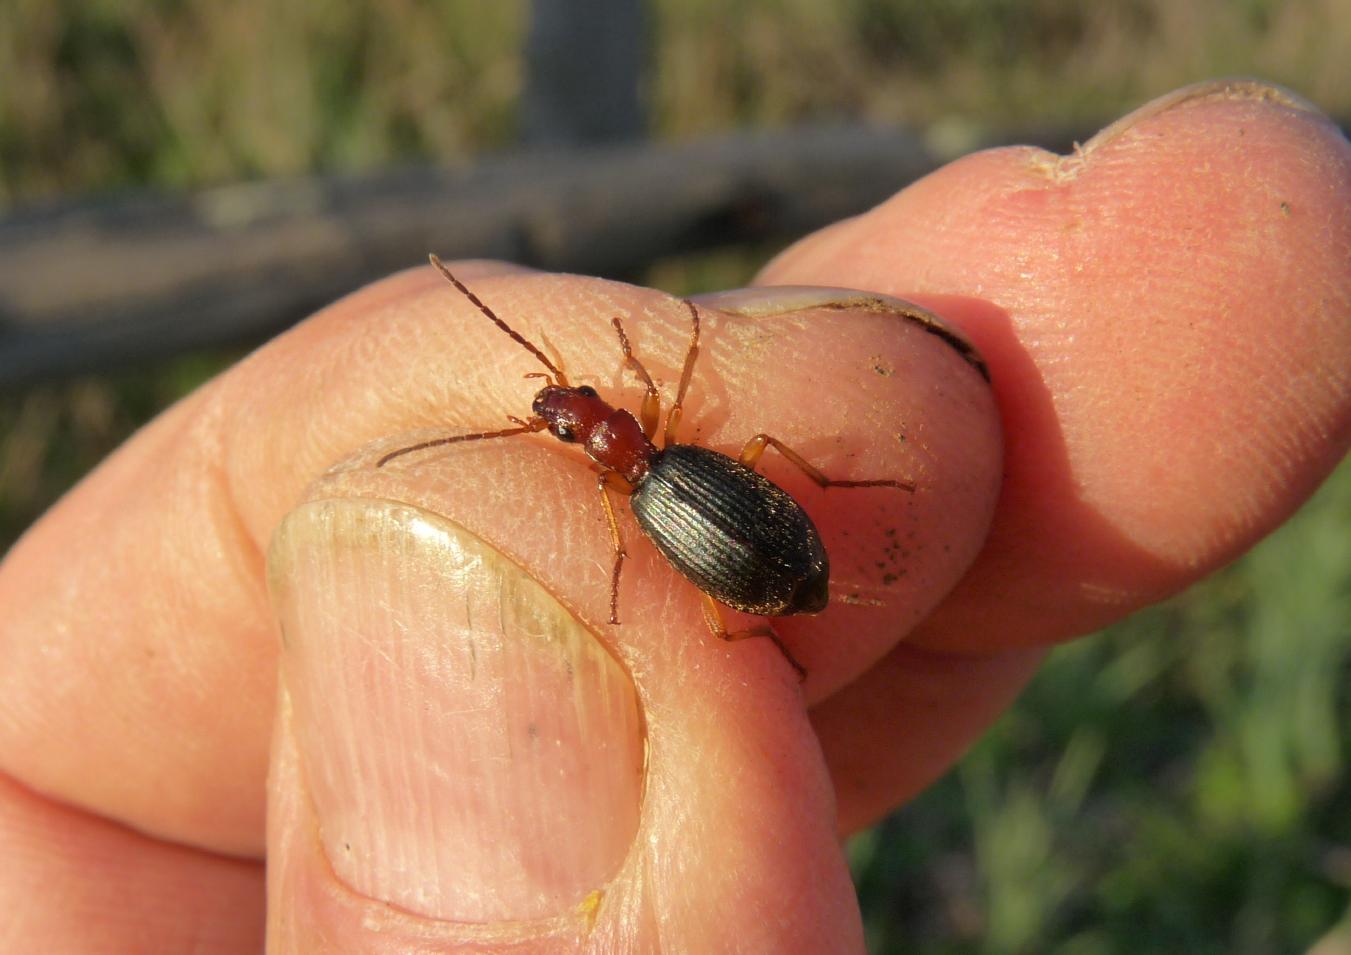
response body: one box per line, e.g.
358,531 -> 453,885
699,594 -> 806,680
739,433 -> 916,492
663,300 -> 703,447
611,318 -> 662,441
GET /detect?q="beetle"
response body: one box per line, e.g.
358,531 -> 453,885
377,255 -> 915,676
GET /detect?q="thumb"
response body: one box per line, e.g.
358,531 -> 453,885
265,461 -> 861,950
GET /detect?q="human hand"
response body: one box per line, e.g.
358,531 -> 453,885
0,79 -> 1347,952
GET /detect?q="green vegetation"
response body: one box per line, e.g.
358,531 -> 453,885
5,0 -> 1351,203
2,1 -> 1349,951
854,462 -> 1351,953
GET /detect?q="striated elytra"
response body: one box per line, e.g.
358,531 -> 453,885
631,444 -> 828,616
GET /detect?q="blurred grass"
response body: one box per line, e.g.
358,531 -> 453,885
852,459 -> 1351,954
2,1 -> 1350,952
6,0 -> 1351,203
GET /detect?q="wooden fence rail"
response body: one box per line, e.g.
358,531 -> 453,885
0,122 -> 1079,388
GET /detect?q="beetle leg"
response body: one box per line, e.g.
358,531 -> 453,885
738,434 -> 916,492
663,300 -> 702,447
611,318 -> 662,440
596,471 -> 634,625
699,594 -> 806,680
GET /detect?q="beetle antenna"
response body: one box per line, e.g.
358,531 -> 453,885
428,254 -> 570,386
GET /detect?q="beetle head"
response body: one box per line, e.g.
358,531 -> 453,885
531,384 -> 611,444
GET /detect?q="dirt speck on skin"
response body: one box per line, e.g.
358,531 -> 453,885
836,593 -> 886,607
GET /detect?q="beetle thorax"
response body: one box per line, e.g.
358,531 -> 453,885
532,384 -> 657,484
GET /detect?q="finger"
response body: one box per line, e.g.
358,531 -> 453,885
0,265 -> 998,947
0,772 -> 263,951
0,265 -> 543,860
265,461 -> 863,950
760,79 -> 1351,828
0,272 -> 563,951
762,78 -> 1351,650
257,280 -> 993,949
814,643 -> 1045,833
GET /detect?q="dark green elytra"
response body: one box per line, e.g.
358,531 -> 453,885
630,444 -> 829,616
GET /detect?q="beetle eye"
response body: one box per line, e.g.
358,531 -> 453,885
576,385 -> 599,398
554,424 -> 576,442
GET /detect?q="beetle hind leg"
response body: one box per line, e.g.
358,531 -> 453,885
739,433 -> 916,492
700,594 -> 806,680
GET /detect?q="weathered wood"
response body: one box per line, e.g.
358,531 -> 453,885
0,123 -> 1078,387
524,0 -> 647,145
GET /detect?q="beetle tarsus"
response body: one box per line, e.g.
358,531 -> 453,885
700,593 -> 807,680
739,432 -> 916,493
596,472 -> 629,625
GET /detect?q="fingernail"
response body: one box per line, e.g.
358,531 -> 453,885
1084,77 -> 1326,154
268,497 -> 644,923
695,285 -> 989,381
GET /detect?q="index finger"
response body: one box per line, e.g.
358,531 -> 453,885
0,265 -> 999,860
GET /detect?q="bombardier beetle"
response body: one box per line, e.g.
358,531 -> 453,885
377,255 -> 916,676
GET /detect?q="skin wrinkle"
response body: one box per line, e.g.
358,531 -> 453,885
171,395 -> 277,779
0,765 -> 261,872
202,390 -> 271,625
0,770 -> 265,951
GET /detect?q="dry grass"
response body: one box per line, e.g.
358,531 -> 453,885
4,1 -> 1350,203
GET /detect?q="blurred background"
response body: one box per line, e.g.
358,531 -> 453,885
1,1 -> 1349,952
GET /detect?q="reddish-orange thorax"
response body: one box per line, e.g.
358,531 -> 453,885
532,385 -> 656,485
